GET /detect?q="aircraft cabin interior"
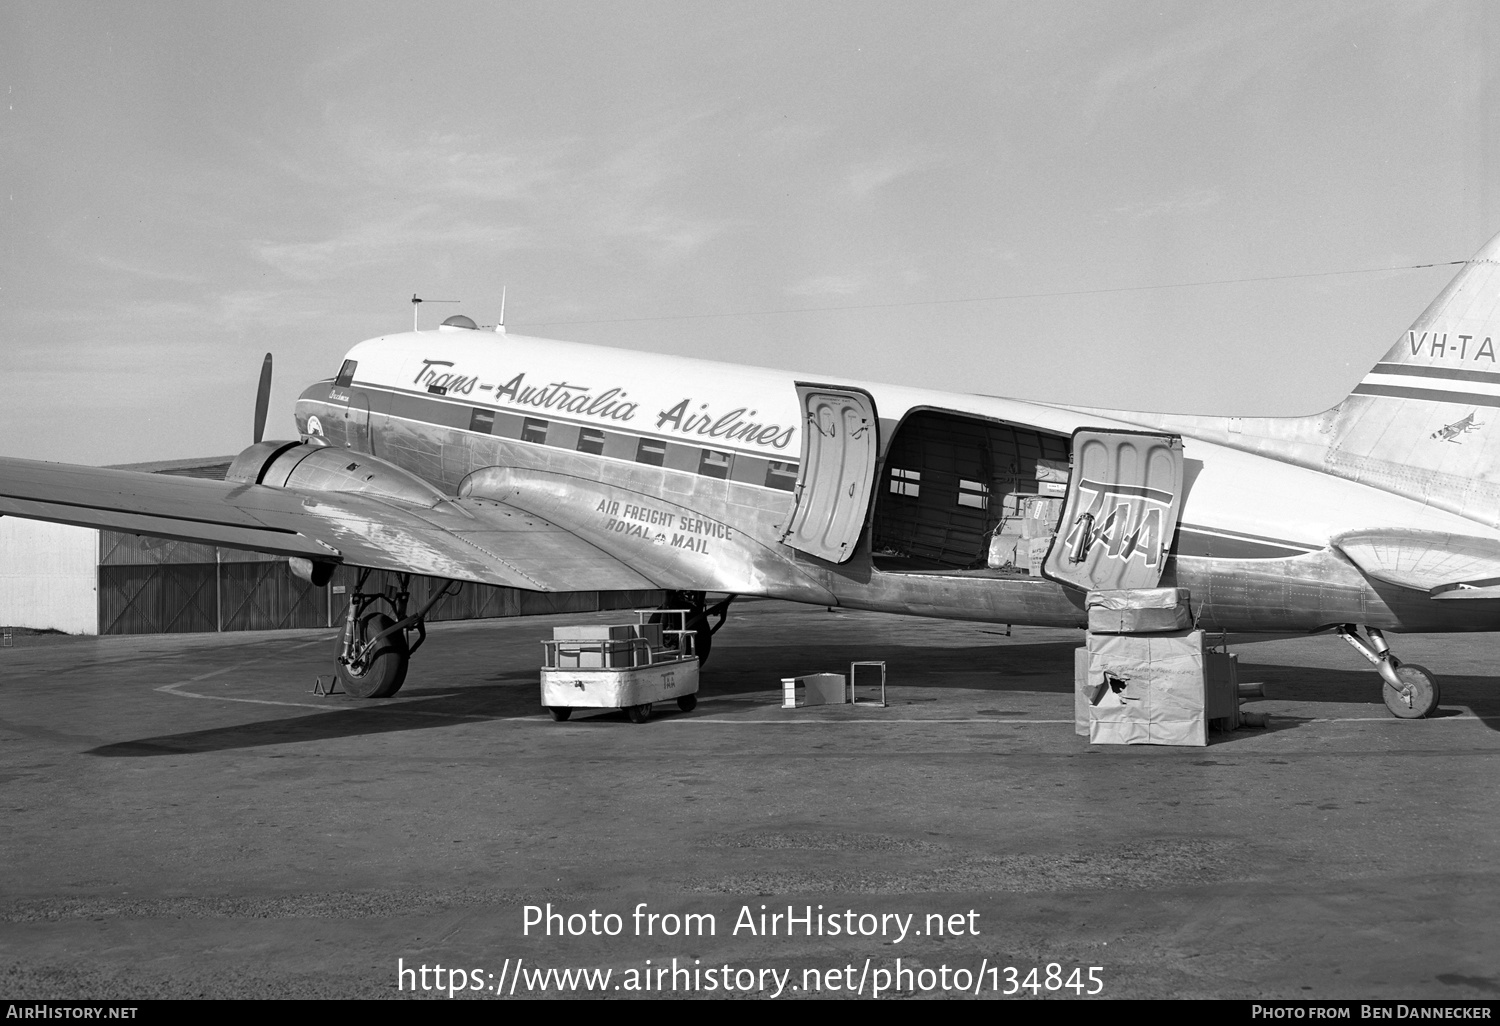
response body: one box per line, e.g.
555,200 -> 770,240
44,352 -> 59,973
870,410 -> 1072,577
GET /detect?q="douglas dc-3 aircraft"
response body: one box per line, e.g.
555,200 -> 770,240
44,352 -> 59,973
8,231 -> 1500,720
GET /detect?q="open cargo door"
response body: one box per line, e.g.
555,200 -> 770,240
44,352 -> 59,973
1042,429 -> 1183,592
779,384 -> 878,564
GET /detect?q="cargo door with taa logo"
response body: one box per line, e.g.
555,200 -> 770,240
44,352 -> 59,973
1041,430 -> 1183,591
780,384 -> 878,564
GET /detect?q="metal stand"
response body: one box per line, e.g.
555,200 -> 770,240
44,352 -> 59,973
849,660 -> 887,706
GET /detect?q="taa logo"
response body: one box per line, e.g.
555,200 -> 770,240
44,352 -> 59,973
1063,496 -> 1166,567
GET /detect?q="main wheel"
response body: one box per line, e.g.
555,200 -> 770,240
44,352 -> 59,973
625,702 -> 653,723
1383,663 -> 1440,719
336,611 -> 409,699
677,693 -> 697,713
547,706 -> 572,722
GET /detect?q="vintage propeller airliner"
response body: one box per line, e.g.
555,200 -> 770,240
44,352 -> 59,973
8,231 -> 1500,720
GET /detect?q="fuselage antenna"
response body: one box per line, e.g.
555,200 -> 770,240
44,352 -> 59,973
497,287 -> 507,334
411,294 -> 460,332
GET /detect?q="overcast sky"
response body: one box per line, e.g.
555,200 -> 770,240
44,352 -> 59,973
3,1 -> 1497,464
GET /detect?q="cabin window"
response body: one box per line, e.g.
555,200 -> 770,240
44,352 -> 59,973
469,409 -> 494,434
636,438 -> 667,466
698,449 -> 732,479
957,478 -> 989,509
764,461 -> 797,491
522,418 -> 549,444
577,428 -> 606,455
334,359 -> 357,388
889,467 -> 920,497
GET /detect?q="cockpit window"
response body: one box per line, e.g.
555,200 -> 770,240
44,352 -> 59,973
334,359 -> 357,388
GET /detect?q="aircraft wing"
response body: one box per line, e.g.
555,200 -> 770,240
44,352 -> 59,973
0,456 -> 657,592
1333,530 -> 1500,599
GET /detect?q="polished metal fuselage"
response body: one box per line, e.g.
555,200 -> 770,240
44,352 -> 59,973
294,328 -> 1500,637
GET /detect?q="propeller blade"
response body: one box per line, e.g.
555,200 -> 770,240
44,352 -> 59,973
253,353 -> 272,444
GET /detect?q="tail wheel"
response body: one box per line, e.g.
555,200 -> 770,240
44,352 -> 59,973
337,611 -> 410,699
1383,663 -> 1440,719
625,702 -> 653,724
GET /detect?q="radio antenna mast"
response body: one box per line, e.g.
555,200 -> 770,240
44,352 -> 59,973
411,294 -> 460,331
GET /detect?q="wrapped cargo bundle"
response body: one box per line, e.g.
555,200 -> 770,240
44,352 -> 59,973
1073,630 -> 1239,745
1085,587 -> 1193,634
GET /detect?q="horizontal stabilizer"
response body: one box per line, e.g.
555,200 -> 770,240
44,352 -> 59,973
1334,529 -> 1500,596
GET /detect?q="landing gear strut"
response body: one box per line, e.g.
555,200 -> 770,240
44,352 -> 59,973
335,570 -> 459,698
660,591 -> 734,667
1334,624 -> 1441,719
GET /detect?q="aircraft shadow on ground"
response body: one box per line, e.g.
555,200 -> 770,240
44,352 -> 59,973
86,641 -> 1500,756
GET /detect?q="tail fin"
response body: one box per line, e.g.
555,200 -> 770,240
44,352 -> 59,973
1322,230 -> 1500,523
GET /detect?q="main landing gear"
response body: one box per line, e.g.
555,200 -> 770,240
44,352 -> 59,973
659,591 -> 734,667
335,570 -> 459,698
1334,624 -> 1441,719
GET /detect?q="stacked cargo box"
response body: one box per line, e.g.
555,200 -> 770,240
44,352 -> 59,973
1073,588 -> 1238,746
986,459 -> 1068,573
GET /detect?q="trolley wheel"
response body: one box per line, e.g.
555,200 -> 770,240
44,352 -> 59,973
677,693 -> 697,713
1383,663 -> 1440,719
336,611 -> 409,699
547,706 -> 572,722
625,702 -> 653,724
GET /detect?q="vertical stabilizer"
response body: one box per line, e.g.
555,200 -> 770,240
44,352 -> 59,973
1325,230 -> 1500,522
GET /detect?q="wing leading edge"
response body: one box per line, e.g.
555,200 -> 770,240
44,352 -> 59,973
0,456 -> 655,592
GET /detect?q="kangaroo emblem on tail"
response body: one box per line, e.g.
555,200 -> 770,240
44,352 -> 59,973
1432,411 -> 1483,442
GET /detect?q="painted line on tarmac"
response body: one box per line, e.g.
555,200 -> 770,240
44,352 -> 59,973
155,638 -> 356,712
1308,714 -> 1499,723
159,679 -> 497,718
667,713 -> 1500,725
669,717 -> 1077,724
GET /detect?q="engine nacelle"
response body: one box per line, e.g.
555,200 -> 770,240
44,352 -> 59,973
225,441 -> 448,509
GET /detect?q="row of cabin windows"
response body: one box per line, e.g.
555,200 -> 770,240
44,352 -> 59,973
887,467 -> 992,509
472,408 -> 796,490
323,371 -> 796,491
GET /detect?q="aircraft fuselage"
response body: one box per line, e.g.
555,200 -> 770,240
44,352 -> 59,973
292,325 -> 1500,636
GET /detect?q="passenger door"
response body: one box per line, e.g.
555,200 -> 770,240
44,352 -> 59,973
780,384 -> 879,564
1041,429 -> 1183,591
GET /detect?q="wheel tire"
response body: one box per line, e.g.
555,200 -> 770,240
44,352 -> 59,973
336,611 -> 409,699
677,693 -> 697,713
625,702 -> 653,724
1383,663 -> 1440,719
547,706 -> 572,722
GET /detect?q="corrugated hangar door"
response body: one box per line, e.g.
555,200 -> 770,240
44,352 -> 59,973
97,533 -> 218,634
218,549 -> 326,631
